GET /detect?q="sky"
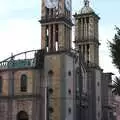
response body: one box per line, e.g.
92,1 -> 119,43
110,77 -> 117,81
0,0 -> 119,76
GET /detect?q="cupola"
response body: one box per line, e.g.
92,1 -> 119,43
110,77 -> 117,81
80,0 -> 94,14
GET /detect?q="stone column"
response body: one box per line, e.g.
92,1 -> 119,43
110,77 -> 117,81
81,18 -> 83,40
84,18 -> 87,40
8,71 -> 14,120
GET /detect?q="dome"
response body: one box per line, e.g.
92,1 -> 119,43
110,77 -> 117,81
80,6 -> 94,14
79,0 -> 94,14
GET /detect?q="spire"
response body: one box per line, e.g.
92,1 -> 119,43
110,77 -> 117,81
84,0 -> 89,7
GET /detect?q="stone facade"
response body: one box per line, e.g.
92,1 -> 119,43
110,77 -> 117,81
0,68 -> 45,120
44,51 -> 87,120
101,73 -> 114,120
0,0 -> 114,120
74,1 -> 114,120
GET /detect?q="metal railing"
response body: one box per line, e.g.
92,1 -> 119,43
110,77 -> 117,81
0,49 -> 40,70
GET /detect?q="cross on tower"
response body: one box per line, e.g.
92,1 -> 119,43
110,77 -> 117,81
84,0 -> 89,6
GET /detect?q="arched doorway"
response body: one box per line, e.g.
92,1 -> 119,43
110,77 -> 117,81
17,111 -> 28,120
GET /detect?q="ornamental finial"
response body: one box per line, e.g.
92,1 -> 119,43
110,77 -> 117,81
84,0 -> 89,7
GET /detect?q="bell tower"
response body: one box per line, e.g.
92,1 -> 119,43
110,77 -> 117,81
74,0 -> 100,66
40,0 -> 73,52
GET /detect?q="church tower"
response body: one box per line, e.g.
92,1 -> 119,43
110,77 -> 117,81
74,1 -> 102,120
40,0 -> 73,52
39,1 -> 83,120
74,0 -> 100,66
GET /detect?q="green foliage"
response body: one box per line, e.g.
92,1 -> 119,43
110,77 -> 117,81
111,77 -> 120,95
108,26 -> 120,72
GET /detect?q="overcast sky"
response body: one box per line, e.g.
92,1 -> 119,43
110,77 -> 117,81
0,0 -> 119,75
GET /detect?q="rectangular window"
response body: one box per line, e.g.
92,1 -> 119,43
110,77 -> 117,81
55,24 -> 58,41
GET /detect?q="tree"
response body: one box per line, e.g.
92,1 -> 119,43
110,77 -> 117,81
111,77 -> 120,95
109,26 -> 120,72
108,26 -> 120,95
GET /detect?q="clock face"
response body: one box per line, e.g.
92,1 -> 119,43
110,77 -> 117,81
45,0 -> 58,8
65,0 -> 71,11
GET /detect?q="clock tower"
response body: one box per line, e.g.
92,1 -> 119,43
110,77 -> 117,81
40,0 -> 73,52
39,1 -> 83,120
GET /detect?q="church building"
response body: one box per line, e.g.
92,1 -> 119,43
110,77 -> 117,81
0,0 -> 114,120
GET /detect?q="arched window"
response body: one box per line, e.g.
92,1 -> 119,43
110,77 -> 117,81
20,74 -> 27,92
17,111 -> 28,120
0,76 -> 2,94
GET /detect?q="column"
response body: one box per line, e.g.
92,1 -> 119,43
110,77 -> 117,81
41,25 -> 46,49
48,25 -> 51,51
81,45 -> 83,58
81,18 -> 83,40
84,18 -> 87,40
85,45 -> 87,63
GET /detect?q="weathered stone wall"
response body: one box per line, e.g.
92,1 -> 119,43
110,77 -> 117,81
14,70 -> 33,95
45,54 -> 61,120
0,69 -> 43,120
0,100 -> 8,120
0,72 -> 9,96
12,99 -> 32,120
